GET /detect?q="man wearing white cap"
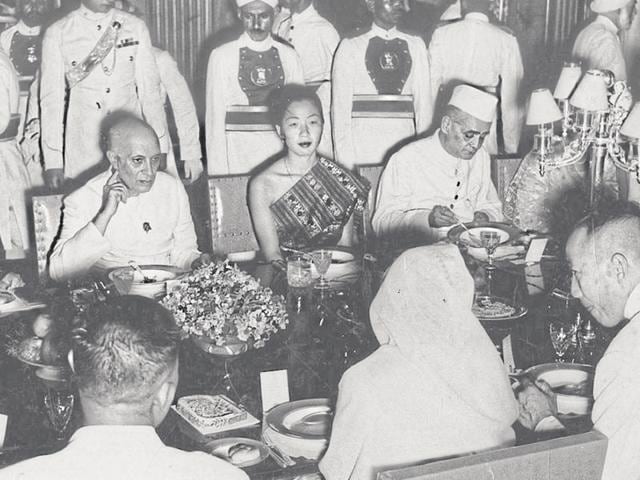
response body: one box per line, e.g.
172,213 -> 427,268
372,85 -> 502,243
429,0 -> 524,154
272,0 -> 339,157
206,0 -> 304,175
572,0 -> 637,81
331,0 -> 434,168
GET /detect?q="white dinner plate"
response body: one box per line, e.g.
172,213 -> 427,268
526,363 -> 594,416
206,437 -> 269,468
265,399 -> 333,440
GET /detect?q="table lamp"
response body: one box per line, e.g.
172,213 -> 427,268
526,88 -> 563,175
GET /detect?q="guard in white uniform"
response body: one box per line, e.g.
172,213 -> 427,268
331,0 -> 433,168
206,0 -> 304,176
373,85 -> 502,244
573,0 -> 636,82
0,49 -> 30,259
40,1 -> 169,189
0,0 -> 52,187
153,47 -> 203,183
273,0 -> 339,158
429,0 -> 524,154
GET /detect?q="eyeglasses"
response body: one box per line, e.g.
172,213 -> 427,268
452,119 -> 490,142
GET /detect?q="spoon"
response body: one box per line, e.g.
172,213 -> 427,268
128,261 -> 153,283
454,221 -> 482,246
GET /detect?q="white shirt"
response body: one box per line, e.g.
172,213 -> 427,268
153,48 -> 202,163
40,6 -> 168,177
573,15 -> 626,81
429,12 -> 524,154
372,130 -> 502,241
590,286 -> 640,480
49,170 -> 201,281
331,24 -> 434,167
273,4 -> 339,83
0,425 -> 248,480
205,33 -> 304,175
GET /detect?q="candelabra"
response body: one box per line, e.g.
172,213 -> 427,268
525,63 -> 636,206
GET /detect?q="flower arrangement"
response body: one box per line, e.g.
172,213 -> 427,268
161,261 -> 288,349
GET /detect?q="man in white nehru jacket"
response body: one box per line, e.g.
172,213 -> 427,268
573,0 -> 637,81
373,84 -> 502,243
206,0 -> 304,175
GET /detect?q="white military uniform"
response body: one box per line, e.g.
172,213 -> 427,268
273,4 -> 339,158
429,12 -> 524,154
0,50 -> 30,258
153,47 -> 202,171
0,20 -> 43,186
573,15 -> 627,81
332,24 -> 434,168
49,170 -> 201,281
206,32 -> 304,175
372,130 -> 502,242
40,5 -> 170,181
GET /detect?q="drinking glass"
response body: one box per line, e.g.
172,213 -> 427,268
287,255 -> 313,312
549,322 -> 572,362
44,388 -> 75,440
480,230 -> 501,270
311,249 -> 332,290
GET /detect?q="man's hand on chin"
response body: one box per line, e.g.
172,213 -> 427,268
191,253 -> 213,270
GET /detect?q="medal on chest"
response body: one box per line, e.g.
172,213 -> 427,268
238,46 -> 285,105
9,32 -> 41,77
365,37 -> 412,95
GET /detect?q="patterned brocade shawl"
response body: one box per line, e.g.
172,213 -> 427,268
270,157 -> 370,250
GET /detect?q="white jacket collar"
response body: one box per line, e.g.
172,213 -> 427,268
238,32 -> 274,52
624,282 -> 640,319
370,23 -> 400,40
464,12 -> 489,22
77,4 -> 114,22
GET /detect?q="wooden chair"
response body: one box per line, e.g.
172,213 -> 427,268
208,175 -> 259,258
32,194 -> 63,281
358,164 -> 384,241
491,155 -> 522,203
378,431 -> 607,480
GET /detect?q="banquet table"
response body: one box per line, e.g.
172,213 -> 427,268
0,245 -> 613,477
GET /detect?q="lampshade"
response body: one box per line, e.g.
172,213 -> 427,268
569,70 -> 609,112
526,88 -> 563,125
553,63 -> 582,99
620,103 -> 640,139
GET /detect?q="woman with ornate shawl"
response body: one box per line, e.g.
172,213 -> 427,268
248,84 -> 370,263
319,244 -> 519,480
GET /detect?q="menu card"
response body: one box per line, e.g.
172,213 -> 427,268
260,369 -> 290,413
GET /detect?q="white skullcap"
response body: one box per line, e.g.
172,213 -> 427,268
590,0 -> 633,13
236,0 -> 278,8
448,85 -> 498,123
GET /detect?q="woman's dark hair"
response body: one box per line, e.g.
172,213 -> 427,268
269,84 -> 324,127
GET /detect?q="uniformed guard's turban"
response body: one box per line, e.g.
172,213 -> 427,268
448,85 -> 498,123
590,0 -> 634,12
236,0 -> 278,8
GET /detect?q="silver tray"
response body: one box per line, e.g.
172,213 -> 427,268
472,295 -> 528,322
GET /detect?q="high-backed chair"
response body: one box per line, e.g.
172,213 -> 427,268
378,431 -> 607,480
491,155 -> 522,203
32,194 -> 63,281
208,175 -> 258,259
358,164 -> 384,241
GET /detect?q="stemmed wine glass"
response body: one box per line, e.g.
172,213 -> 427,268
311,249 -> 332,290
549,322 -> 573,363
44,388 -> 75,440
480,230 -> 501,270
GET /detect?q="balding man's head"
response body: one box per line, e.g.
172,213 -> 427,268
566,201 -> 640,327
103,113 -> 162,196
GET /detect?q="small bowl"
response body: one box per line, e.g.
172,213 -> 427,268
109,267 -> 177,298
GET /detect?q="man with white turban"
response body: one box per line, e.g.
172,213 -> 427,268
331,0 -> 434,168
573,0 -> 637,81
206,0 -> 304,175
372,84 -> 502,243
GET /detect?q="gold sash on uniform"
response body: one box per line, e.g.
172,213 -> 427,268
66,19 -> 122,88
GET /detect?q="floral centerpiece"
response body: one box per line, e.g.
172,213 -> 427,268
161,261 -> 288,351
